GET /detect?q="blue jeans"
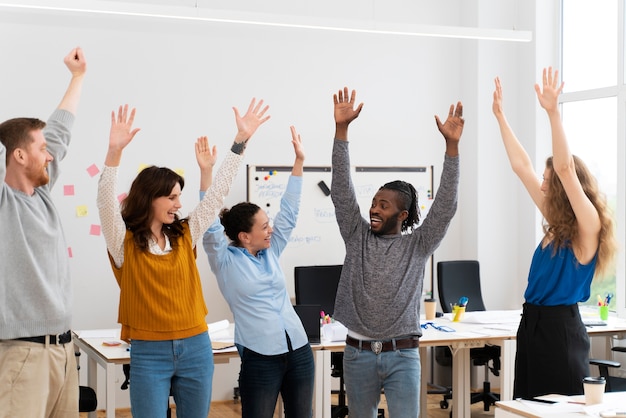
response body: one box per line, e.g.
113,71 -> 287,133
129,332 -> 214,418
343,344 -> 421,418
239,343 -> 315,418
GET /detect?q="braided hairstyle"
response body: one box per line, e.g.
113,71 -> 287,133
379,180 -> 420,233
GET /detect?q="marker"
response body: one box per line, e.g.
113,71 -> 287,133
458,296 -> 469,307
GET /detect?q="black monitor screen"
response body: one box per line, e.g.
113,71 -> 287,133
294,264 -> 342,317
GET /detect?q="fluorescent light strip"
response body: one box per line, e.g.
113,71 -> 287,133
0,2 -> 533,42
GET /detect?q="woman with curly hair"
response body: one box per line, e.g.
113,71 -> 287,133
492,68 -> 617,399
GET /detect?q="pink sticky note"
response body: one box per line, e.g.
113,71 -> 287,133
90,224 -> 101,236
68,247 -> 73,258
117,193 -> 127,203
86,164 -> 100,177
63,185 -> 75,196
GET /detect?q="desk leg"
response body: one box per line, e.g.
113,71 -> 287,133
450,347 -> 470,418
87,355 -> 98,418
314,350 -> 331,418
419,346 -> 428,418
499,340 -> 516,401
105,363 -> 117,418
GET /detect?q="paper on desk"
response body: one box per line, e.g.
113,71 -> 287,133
75,329 -> 119,338
208,319 -> 229,334
455,310 -> 522,324
322,322 -> 348,342
517,399 -> 583,414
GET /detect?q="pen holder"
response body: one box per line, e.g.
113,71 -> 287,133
599,305 -> 609,321
452,304 -> 465,322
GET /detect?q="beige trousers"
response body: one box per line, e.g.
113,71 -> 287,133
0,338 -> 79,418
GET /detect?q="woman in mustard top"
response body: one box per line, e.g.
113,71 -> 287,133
97,100 -> 270,418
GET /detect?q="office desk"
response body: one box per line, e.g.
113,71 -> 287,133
411,310 -> 626,418
75,312 -> 626,418
73,326 -> 240,418
496,392 -> 626,417
74,326 -> 327,418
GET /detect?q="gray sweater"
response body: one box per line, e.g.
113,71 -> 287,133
0,109 -> 74,339
331,139 -> 459,339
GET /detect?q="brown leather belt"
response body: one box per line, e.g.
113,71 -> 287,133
15,330 -> 72,345
345,335 -> 419,354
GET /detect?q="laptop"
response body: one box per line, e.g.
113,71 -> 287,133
293,304 -> 322,344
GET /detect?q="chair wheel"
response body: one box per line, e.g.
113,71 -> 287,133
440,400 -> 449,409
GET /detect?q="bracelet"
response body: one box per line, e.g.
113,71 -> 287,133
230,139 -> 249,155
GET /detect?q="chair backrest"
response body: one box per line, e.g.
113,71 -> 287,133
294,264 -> 342,316
437,260 -> 487,313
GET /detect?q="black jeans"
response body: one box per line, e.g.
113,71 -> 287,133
239,343 -> 315,418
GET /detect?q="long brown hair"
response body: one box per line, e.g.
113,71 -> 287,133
543,155 -> 617,277
120,166 -> 186,251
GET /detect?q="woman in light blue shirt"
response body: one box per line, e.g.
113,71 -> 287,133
202,126 -> 313,418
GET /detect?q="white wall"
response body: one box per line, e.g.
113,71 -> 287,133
0,0 -> 541,403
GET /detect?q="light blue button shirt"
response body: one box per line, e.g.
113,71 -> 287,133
202,175 -> 308,355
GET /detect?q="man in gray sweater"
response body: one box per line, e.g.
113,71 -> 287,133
0,47 -> 87,418
331,86 -> 463,417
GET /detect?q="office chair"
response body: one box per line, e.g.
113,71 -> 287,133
74,349 -> 98,412
590,346 -> 626,392
435,260 -> 501,412
294,265 -> 348,418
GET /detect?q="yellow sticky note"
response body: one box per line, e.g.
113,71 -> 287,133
76,205 -> 88,217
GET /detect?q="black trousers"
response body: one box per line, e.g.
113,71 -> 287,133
514,303 -> 590,399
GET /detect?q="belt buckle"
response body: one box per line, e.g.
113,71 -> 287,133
370,340 -> 383,354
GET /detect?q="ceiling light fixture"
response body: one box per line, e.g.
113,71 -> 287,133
0,1 -> 533,42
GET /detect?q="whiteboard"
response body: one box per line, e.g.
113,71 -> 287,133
247,165 -> 434,296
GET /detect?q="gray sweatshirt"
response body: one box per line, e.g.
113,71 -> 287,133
331,139 -> 459,339
0,109 -> 74,339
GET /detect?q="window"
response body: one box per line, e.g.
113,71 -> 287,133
561,0 -> 622,311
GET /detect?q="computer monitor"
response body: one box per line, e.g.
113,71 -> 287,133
294,264 -> 342,316
293,304 -> 322,344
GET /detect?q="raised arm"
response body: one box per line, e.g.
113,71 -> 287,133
492,77 -> 545,212
189,98 -> 271,243
97,105 -> 141,268
290,125 -> 305,176
333,86 -> 364,141
56,47 -> 87,114
535,68 -> 601,258
196,136 -> 218,191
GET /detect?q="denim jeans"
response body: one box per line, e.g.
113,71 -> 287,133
239,343 -> 315,418
129,332 -> 214,418
343,344 -> 421,418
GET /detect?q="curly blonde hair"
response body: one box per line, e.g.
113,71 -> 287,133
542,156 -> 617,278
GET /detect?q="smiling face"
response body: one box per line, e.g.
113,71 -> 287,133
24,129 -> 53,188
151,182 -> 182,227
369,188 -> 408,236
240,209 -> 273,256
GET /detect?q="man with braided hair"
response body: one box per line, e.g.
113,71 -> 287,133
330,86 -> 463,417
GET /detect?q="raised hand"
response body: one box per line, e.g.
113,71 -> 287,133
492,77 -> 505,117
435,102 -> 464,144
64,47 -> 87,77
195,136 -> 217,172
290,125 -> 305,161
534,67 -> 563,113
333,87 -> 363,126
109,105 -> 140,153
233,98 -> 271,143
